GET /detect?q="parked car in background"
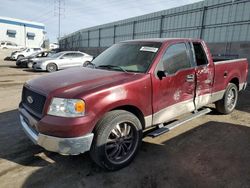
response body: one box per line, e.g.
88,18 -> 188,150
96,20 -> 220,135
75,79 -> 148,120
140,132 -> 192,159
0,41 -> 23,49
11,47 -> 43,60
49,43 -> 59,50
16,51 -> 56,68
32,51 -> 93,72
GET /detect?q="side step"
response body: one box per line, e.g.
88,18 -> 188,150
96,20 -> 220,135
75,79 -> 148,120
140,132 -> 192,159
147,108 -> 211,137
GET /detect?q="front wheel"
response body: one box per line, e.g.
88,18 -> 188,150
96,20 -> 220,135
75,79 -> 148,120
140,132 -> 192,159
46,63 -> 57,72
90,110 -> 142,171
17,55 -> 24,60
215,83 -> 238,114
27,61 -> 33,68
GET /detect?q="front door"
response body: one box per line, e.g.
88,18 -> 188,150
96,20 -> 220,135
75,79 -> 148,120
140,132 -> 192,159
152,42 -> 196,125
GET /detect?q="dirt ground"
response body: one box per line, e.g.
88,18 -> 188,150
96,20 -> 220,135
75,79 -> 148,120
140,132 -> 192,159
0,49 -> 249,188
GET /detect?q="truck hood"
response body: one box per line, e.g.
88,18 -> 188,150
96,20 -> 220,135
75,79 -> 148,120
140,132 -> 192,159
26,67 -> 139,98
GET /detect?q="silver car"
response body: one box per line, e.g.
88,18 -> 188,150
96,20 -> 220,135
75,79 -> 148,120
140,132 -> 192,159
32,51 -> 93,72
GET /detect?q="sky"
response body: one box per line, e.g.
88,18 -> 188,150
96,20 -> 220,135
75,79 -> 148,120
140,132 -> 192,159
0,0 -> 203,43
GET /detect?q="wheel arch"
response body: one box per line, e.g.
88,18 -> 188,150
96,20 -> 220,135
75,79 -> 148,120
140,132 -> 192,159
110,105 -> 146,129
229,77 -> 239,90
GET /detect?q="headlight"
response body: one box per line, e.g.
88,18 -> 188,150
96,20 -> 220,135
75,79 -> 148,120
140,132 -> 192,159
48,98 -> 85,117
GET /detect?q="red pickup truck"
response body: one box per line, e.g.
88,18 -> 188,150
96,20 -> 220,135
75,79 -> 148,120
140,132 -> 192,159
19,38 -> 248,171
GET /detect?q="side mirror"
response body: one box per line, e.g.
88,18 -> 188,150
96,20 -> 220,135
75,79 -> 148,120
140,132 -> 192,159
157,70 -> 166,80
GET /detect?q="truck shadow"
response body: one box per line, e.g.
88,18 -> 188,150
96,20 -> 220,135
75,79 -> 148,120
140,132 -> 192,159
0,110 -> 249,187
236,89 -> 250,113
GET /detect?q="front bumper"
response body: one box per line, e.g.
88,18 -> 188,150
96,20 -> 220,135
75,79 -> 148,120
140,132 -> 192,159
10,55 -> 17,60
19,107 -> 94,155
32,63 -> 45,70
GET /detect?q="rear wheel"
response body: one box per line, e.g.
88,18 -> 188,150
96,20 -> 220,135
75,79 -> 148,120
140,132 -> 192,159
215,83 -> 238,114
83,61 -> 90,67
46,63 -> 57,72
90,110 -> 142,171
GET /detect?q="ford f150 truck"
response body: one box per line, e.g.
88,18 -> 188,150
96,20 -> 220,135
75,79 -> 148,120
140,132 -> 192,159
19,38 -> 248,171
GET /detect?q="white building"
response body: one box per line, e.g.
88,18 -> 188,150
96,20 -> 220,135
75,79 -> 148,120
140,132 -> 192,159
0,16 -> 45,48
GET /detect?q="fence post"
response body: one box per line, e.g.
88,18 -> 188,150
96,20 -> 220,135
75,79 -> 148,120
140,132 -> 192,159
159,15 -> 164,38
87,30 -> 89,47
98,28 -> 101,47
132,21 -> 136,39
113,25 -> 116,44
199,6 -> 207,39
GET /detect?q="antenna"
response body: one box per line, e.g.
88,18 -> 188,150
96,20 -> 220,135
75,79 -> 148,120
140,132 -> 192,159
54,0 -> 65,42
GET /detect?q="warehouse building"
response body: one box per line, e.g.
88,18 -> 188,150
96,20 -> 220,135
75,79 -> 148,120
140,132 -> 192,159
59,0 -> 250,81
0,16 -> 45,48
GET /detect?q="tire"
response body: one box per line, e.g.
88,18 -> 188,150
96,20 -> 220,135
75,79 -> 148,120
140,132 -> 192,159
90,110 -> 142,171
83,61 -> 90,67
215,83 -> 238,114
46,63 -> 57,72
27,61 -> 33,68
17,55 -> 24,60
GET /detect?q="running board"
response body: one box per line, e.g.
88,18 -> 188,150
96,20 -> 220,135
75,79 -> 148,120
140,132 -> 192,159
147,108 -> 212,137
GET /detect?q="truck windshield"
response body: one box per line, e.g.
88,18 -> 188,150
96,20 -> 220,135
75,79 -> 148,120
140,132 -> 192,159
92,42 -> 162,73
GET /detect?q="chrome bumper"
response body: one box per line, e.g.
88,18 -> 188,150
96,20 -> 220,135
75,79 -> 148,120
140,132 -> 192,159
19,108 -> 94,155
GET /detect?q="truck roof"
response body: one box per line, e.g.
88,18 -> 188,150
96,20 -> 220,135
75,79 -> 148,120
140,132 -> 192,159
123,38 -> 202,43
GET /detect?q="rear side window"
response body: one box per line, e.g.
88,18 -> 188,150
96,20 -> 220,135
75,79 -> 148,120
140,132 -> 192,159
73,53 -> 84,58
160,43 -> 191,75
34,48 -> 41,51
62,53 -> 75,59
193,43 -> 208,66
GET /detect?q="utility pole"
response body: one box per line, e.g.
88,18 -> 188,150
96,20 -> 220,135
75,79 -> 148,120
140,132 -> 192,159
54,0 -> 65,42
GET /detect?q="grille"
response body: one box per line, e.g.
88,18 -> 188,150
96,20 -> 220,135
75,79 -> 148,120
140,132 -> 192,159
22,87 -> 46,116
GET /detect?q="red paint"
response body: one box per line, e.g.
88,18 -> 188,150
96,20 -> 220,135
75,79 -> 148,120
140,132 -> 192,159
21,38 -> 248,138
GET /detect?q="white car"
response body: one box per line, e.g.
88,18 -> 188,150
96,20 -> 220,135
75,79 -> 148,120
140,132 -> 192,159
11,47 -> 43,60
32,51 -> 93,72
0,41 -> 22,49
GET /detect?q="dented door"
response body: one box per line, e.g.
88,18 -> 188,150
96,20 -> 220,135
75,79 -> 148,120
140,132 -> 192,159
192,42 -> 214,109
152,42 -> 196,125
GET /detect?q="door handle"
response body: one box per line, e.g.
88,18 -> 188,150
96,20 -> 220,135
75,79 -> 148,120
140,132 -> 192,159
186,74 -> 195,82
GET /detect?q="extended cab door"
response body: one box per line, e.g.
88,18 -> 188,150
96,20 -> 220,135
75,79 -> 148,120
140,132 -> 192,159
191,41 -> 214,109
152,42 -> 196,125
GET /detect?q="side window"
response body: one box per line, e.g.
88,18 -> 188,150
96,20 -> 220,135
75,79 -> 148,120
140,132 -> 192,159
192,43 -> 208,66
42,52 -> 48,57
73,53 -> 84,58
37,53 -> 43,57
7,42 -> 12,46
61,53 -> 74,59
160,43 -> 191,74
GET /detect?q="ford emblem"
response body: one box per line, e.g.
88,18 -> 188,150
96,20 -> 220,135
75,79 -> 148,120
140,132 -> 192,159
27,96 -> 33,104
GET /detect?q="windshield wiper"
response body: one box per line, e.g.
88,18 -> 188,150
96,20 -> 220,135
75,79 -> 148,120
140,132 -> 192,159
97,65 -> 127,72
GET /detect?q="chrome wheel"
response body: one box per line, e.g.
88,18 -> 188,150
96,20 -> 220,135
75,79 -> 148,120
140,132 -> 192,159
105,122 -> 136,164
46,63 -> 57,72
226,87 -> 237,111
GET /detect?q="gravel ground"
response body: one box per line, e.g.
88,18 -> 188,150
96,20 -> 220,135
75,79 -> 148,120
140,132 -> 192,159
0,49 -> 249,188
